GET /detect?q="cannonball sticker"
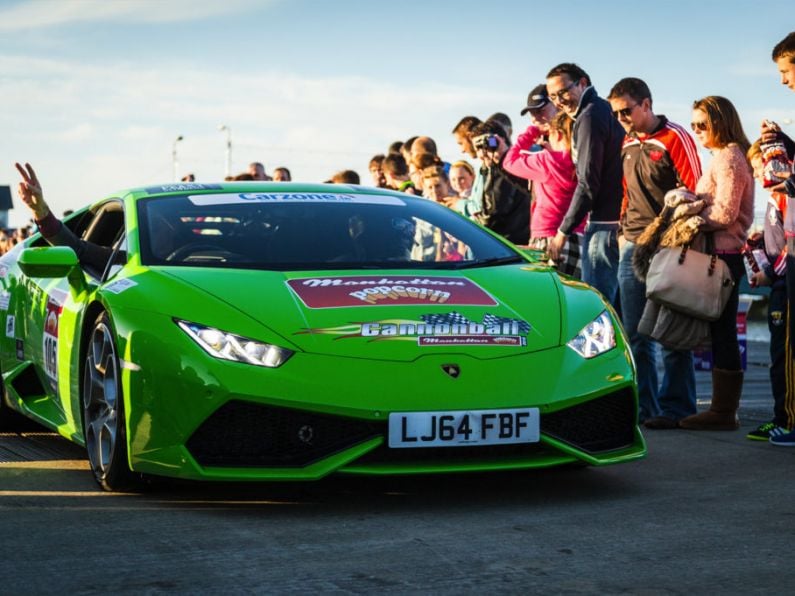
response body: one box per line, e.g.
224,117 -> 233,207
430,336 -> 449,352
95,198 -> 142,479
297,312 -> 530,347
287,276 -> 498,308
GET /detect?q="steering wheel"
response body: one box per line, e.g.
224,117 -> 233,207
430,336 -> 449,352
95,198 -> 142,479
166,243 -> 229,261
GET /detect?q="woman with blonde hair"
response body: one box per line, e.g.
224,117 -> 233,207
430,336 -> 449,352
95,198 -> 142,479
678,96 -> 755,430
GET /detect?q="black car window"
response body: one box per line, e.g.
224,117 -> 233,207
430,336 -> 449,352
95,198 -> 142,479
137,192 -> 520,271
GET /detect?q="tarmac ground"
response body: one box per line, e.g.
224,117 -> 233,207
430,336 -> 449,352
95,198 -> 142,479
0,337 -> 791,594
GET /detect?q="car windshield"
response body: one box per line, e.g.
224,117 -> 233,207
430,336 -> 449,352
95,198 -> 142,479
137,191 -> 521,271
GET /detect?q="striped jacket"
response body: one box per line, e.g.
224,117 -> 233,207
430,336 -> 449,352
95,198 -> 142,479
620,116 -> 702,242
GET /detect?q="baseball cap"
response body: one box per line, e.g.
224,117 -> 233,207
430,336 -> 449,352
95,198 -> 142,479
520,84 -> 549,115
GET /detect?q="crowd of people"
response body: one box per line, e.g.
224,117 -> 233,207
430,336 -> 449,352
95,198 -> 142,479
0,227 -> 31,256
354,34 -> 795,446
9,32 -> 795,446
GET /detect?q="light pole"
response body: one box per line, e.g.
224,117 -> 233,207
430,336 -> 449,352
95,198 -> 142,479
172,135 -> 184,182
219,125 -> 232,178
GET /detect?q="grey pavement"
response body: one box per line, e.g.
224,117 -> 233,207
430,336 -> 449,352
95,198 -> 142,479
1,404 -> 793,595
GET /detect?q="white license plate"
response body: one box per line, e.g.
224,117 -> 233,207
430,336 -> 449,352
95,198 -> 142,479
388,408 -> 540,448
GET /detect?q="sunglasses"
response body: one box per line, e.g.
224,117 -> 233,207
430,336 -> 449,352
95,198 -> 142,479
612,104 -> 638,119
548,81 -> 576,102
691,120 -> 709,132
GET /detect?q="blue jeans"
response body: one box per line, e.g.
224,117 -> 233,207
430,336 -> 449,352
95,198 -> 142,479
582,222 -> 619,307
618,241 -> 696,421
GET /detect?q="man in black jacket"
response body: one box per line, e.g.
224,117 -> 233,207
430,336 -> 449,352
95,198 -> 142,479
545,63 -> 624,305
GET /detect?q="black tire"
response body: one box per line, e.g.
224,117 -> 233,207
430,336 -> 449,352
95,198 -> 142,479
0,373 -> 9,431
0,371 -> 33,431
82,311 -> 139,491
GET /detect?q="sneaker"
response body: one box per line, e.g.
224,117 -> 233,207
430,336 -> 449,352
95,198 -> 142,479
770,429 -> 795,447
746,422 -> 788,441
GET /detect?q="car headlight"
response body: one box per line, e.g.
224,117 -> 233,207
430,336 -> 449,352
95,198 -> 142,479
566,310 -> 616,359
177,320 -> 293,368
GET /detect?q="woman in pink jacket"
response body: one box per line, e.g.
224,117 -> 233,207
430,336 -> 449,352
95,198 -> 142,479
503,112 -> 585,276
678,96 -> 755,431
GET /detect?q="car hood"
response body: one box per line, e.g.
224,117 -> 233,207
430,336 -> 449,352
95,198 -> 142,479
160,265 -> 563,361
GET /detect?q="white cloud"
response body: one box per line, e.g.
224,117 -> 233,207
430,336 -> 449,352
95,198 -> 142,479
2,52 -> 511,226
54,123 -> 95,142
0,0 -> 274,31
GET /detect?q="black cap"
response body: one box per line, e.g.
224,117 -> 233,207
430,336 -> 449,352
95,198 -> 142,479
520,84 -> 549,115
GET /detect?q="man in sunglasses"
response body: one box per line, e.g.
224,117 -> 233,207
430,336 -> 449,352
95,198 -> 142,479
545,63 -> 624,306
607,77 -> 702,429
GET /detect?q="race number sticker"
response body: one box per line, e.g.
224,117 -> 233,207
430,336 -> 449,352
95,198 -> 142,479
5,315 -> 15,338
43,290 -> 67,394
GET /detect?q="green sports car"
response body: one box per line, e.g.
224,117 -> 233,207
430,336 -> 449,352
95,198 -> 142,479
0,183 -> 645,490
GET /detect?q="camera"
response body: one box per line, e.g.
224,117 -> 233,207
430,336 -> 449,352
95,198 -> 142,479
472,134 -> 499,152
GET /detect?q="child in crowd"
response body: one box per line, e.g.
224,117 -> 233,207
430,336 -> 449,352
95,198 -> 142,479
449,160 -> 475,200
746,139 -> 793,440
502,111 -> 584,276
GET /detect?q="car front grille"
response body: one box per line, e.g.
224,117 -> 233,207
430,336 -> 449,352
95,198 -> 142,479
539,388 -> 637,453
186,389 -> 637,469
186,400 -> 381,468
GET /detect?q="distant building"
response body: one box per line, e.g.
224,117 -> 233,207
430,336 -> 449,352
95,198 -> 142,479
0,186 -> 13,229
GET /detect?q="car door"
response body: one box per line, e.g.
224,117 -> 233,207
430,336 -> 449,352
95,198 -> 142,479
21,200 -> 126,433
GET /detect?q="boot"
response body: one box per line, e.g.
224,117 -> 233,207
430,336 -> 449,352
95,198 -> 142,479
678,368 -> 742,430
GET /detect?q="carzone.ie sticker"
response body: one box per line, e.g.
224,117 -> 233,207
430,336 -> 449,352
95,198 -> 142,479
287,276 -> 498,308
188,193 -> 405,207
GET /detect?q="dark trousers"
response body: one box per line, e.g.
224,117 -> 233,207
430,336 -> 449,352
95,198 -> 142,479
709,253 -> 744,371
767,282 -> 791,427
785,237 -> 795,427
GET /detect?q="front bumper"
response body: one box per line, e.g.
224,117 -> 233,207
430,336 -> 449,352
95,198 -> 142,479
120,322 -> 645,480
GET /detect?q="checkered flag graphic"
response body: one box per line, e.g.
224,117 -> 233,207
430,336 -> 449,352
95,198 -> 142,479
420,312 -> 471,326
482,313 -> 531,335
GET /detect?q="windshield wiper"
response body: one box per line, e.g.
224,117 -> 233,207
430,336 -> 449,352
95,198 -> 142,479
453,255 -> 525,269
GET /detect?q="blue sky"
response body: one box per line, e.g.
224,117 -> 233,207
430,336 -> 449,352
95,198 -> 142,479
1,0 -> 794,226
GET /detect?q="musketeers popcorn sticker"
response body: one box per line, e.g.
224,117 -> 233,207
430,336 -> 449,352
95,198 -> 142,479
287,276 -> 498,308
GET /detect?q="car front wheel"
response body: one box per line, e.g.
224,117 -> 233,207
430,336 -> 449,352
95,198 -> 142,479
82,311 -> 137,491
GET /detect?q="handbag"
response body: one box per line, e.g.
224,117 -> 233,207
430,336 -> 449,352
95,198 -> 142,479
645,234 -> 734,322
638,300 -> 711,350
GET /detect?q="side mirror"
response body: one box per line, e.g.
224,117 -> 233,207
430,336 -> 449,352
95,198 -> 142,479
18,246 -> 79,278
